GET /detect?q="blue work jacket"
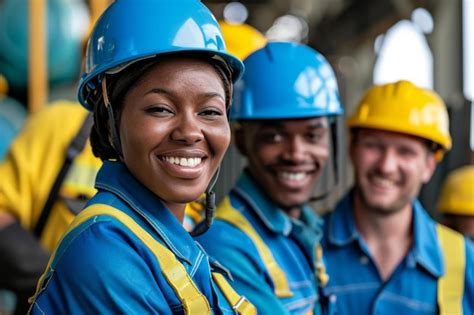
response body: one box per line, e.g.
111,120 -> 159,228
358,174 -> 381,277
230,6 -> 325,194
30,161 -> 246,314
322,192 -> 474,315
197,171 -> 330,314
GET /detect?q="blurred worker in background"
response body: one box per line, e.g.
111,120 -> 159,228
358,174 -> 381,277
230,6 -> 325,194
29,0 -> 257,313
0,101 -> 99,315
0,0 -> 89,103
218,20 -> 267,60
437,165 -> 474,240
322,80 -> 474,314
0,74 -> 28,161
0,1 -> 101,314
197,41 -> 343,314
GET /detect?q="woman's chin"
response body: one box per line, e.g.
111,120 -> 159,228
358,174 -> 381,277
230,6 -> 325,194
163,191 -> 205,205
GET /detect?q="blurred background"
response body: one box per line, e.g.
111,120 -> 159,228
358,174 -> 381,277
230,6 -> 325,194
0,0 -> 472,312
0,0 -> 471,221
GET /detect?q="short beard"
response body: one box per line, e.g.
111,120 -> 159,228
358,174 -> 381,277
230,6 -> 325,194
355,186 -> 408,216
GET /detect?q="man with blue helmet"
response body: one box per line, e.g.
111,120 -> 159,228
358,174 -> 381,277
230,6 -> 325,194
197,41 -> 344,314
28,1 -> 256,314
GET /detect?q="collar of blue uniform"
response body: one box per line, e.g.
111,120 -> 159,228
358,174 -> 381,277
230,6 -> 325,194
327,191 -> 359,246
93,160 -> 198,264
232,170 -> 319,236
410,199 -> 443,277
328,190 -> 443,277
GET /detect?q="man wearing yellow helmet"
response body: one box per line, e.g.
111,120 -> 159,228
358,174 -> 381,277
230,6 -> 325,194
437,165 -> 474,240
321,80 -> 474,315
218,21 -> 267,61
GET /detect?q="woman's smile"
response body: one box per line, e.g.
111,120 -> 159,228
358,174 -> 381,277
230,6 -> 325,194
157,154 -> 206,179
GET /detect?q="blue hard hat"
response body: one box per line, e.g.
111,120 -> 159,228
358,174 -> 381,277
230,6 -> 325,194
78,0 -> 245,110
231,41 -> 344,121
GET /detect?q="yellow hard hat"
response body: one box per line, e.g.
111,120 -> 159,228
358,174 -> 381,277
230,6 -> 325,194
347,80 -> 452,160
219,20 -> 267,60
438,165 -> 474,216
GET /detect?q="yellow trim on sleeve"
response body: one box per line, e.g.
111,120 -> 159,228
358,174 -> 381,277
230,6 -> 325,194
315,244 -> 329,287
216,197 -> 293,298
436,224 -> 465,315
33,204 -> 211,315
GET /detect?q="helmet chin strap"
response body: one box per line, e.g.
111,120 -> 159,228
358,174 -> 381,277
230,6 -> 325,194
101,77 -> 123,157
190,81 -> 230,237
189,167 -> 221,236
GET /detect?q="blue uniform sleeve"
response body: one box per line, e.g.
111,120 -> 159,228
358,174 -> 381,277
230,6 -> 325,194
30,219 -> 175,314
197,220 -> 289,315
463,238 -> 474,314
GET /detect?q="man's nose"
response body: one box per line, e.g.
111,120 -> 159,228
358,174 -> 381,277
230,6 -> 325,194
376,148 -> 398,174
282,136 -> 307,162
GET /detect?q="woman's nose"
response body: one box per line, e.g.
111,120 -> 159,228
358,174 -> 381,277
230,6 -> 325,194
170,113 -> 204,144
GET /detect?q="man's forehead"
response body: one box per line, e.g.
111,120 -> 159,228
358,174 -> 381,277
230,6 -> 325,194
246,116 -> 329,128
356,128 -> 429,146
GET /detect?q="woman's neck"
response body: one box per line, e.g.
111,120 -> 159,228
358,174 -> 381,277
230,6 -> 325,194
163,201 -> 186,223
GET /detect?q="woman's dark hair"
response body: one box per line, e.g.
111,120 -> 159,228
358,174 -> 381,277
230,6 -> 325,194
89,53 -> 233,161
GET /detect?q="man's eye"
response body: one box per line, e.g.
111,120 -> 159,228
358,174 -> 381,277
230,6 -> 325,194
307,132 -> 323,143
361,140 -> 380,149
259,132 -> 283,143
398,147 -> 417,157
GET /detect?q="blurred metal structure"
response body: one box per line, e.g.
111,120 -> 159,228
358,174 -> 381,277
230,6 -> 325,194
28,0 -> 47,113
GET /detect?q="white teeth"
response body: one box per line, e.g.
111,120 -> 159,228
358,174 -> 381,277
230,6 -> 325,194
279,171 -> 306,181
372,176 -> 395,187
162,156 -> 202,167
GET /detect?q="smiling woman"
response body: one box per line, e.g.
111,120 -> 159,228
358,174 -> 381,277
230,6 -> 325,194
93,56 -> 232,221
27,1 -> 257,314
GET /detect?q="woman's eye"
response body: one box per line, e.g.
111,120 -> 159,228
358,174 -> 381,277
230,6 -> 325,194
200,108 -> 223,117
145,105 -> 173,115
